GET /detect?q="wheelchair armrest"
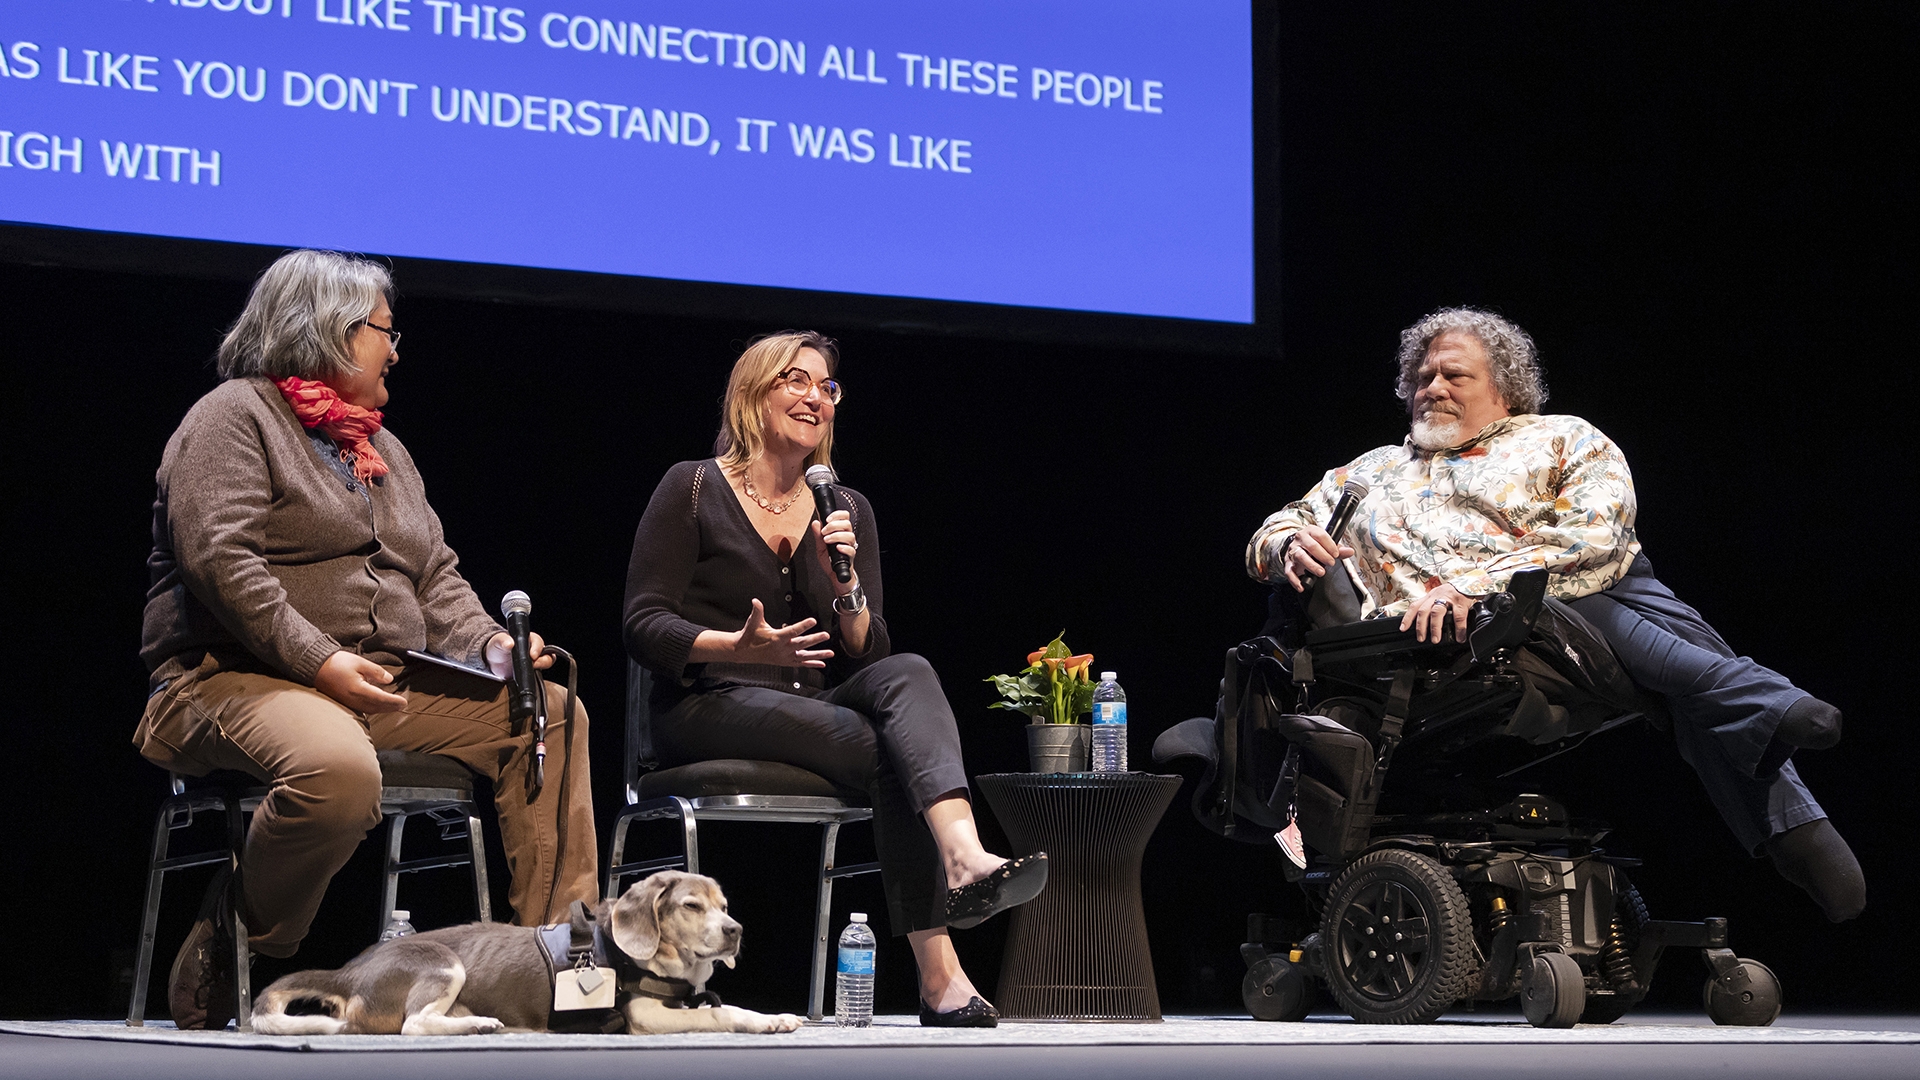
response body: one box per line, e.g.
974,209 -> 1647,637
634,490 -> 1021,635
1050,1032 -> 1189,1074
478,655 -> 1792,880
1465,567 -> 1547,663
1300,567 -> 1550,665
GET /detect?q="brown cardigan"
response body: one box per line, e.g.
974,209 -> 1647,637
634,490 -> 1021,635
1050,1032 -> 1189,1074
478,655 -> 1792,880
140,377 -> 502,688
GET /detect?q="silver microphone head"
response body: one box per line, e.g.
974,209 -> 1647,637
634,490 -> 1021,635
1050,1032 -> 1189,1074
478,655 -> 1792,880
1342,478 -> 1370,501
804,464 -> 837,488
500,590 -> 532,619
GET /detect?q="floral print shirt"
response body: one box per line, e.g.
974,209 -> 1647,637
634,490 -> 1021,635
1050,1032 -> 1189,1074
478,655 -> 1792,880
1246,414 -> 1641,617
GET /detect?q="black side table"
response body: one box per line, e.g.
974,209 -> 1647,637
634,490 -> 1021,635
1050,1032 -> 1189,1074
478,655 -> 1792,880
975,772 -> 1181,1022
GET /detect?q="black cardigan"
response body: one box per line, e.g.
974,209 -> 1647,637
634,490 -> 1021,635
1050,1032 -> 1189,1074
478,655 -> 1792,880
623,460 -> 891,697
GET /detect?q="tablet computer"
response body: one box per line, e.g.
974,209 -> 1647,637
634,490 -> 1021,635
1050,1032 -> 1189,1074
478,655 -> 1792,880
405,650 -> 507,683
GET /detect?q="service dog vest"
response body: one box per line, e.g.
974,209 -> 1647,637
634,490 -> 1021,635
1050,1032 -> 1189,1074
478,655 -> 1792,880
537,900 -> 723,1033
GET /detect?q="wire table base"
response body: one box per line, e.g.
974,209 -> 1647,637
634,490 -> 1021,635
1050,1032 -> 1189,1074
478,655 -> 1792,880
975,772 -> 1181,1022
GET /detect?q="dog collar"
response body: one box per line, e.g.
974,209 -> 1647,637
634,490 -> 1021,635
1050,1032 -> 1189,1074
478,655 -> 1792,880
591,922 -> 725,1006
594,923 -> 724,1009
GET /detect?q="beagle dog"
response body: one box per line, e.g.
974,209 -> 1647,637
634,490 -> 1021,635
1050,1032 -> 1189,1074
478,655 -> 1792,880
250,872 -> 803,1036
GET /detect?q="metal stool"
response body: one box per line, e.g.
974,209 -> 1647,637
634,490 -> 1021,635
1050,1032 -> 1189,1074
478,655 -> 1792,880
127,749 -> 492,1032
606,661 -> 881,1020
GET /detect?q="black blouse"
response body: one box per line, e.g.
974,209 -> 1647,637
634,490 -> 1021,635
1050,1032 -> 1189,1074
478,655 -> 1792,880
623,459 -> 891,697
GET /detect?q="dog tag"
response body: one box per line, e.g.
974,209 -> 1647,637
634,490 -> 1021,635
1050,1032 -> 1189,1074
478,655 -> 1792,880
553,966 -> 616,1011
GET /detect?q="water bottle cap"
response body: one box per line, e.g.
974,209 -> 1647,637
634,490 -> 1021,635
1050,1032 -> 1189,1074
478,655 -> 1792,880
850,912 -> 868,923
1101,671 -> 1117,682
391,910 -> 410,921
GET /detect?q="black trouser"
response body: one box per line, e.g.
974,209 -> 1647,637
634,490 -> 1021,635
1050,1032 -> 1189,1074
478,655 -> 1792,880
1568,555 -> 1823,854
652,653 -> 970,935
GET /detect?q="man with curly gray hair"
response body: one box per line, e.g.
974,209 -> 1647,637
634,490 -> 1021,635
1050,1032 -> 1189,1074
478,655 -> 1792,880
1245,307 -> 1863,923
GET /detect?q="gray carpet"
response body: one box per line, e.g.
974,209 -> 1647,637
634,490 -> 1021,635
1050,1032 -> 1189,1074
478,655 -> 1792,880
6,1014 -> 1916,1052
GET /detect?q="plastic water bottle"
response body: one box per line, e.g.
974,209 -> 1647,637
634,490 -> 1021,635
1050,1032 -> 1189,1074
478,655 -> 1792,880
1092,671 -> 1129,772
835,913 -> 875,1027
378,910 -> 416,942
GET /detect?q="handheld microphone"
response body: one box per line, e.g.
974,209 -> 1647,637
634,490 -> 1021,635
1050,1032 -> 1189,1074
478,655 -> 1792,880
500,590 -> 544,788
805,464 -> 853,583
1325,478 -> 1370,544
1296,479 -> 1369,596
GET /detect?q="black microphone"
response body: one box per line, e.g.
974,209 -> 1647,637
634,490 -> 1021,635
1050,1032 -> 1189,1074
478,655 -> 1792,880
1325,478 -> 1370,544
500,590 -> 545,790
805,464 -> 853,583
500,590 -> 538,719
1296,479 -> 1369,598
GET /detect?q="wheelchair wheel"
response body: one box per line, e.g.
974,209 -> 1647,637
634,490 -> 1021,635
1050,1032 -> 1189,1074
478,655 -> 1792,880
1243,955 -> 1315,1022
1521,951 -> 1586,1028
1704,958 -> 1782,1026
1319,849 -> 1474,1024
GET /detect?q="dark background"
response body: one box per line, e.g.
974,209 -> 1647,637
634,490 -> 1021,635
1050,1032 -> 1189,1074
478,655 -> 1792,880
3,2 -> 1913,1018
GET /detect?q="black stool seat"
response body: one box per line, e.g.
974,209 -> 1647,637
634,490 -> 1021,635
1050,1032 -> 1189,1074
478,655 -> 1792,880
177,750 -> 475,795
637,759 -> 863,802
375,750 -> 477,791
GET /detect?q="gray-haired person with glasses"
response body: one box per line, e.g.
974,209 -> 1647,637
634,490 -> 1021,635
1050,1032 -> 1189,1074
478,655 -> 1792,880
137,250 -> 598,1028
623,331 -> 1048,1029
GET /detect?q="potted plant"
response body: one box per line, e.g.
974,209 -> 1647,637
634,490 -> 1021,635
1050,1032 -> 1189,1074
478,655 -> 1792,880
987,632 -> 1097,773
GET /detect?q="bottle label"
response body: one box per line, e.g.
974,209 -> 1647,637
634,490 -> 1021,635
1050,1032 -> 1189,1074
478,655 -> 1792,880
1094,702 -> 1127,726
837,946 -> 875,975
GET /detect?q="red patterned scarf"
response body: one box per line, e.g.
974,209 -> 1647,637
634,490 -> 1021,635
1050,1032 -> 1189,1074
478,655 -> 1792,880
274,377 -> 390,485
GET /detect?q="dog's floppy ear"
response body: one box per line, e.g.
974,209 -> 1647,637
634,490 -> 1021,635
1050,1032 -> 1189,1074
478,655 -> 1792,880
609,873 -> 674,961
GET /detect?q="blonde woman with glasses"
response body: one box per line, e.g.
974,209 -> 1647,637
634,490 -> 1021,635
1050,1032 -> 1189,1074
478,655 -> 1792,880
623,331 -> 1046,1027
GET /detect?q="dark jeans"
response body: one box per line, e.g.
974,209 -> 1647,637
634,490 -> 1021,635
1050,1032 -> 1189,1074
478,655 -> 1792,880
652,653 -> 970,935
1568,554 -> 1824,854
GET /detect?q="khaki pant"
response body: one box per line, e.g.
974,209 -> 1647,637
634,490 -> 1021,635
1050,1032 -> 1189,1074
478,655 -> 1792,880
135,654 -> 597,957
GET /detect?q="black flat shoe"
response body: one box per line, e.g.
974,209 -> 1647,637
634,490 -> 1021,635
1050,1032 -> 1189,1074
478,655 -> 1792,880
944,853 -> 1049,929
920,995 -> 999,1028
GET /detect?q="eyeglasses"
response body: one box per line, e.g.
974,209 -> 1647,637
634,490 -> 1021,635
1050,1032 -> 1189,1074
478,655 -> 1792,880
772,368 -> 842,405
363,320 -> 402,353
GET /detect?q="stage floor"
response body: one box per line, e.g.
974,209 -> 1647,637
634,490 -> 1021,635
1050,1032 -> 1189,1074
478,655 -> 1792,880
4,1014 -> 1916,1080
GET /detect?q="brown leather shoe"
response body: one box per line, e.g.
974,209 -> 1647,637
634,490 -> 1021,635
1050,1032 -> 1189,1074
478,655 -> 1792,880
167,866 -> 237,1030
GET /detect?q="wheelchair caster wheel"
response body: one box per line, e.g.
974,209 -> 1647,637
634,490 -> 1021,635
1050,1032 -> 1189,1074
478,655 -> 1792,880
1704,958 -> 1781,1026
1521,951 -> 1585,1028
1243,956 -> 1314,1022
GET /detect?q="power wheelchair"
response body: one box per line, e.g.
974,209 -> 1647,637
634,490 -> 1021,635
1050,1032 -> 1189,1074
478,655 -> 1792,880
1152,567 -> 1782,1027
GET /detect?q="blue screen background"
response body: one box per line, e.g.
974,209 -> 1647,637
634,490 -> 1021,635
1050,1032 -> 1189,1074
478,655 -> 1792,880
0,1 -> 1252,322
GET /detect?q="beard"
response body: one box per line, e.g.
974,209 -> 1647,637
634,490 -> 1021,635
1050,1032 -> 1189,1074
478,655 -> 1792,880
1410,409 -> 1464,451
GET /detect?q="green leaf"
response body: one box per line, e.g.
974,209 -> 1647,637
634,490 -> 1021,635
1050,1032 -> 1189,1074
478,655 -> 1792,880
1069,678 -> 1096,720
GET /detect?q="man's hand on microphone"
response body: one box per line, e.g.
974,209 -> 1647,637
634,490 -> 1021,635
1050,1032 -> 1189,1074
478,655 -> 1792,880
1400,582 -> 1475,643
315,650 -> 409,712
811,511 -> 858,594
1281,526 -> 1355,591
485,630 -> 552,679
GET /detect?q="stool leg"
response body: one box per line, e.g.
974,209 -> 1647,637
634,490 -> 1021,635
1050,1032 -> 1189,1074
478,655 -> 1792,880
128,800 -> 180,1027
605,812 -> 634,900
229,879 -> 253,1033
809,821 -> 843,1021
675,797 -> 700,875
466,808 -> 492,922
223,797 -> 253,1034
381,812 -> 408,937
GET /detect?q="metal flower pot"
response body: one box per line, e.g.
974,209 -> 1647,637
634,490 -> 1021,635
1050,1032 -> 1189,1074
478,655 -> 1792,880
1026,723 -> 1090,773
